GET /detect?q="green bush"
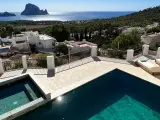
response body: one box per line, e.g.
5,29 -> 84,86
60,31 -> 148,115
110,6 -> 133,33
111,30 -> 141,50
36,54 -> 55,68
147,27 -> 160,33
14,61 -> 23,69
55,43 -> 68,55
107,50 -> 125,59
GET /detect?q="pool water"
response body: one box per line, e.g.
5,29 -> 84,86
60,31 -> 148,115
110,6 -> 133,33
16,69 -> 160,120
89,95 -> 160,120
0,77 -> 42,115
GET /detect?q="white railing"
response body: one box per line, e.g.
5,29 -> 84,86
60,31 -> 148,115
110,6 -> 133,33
0,46 -> 98,74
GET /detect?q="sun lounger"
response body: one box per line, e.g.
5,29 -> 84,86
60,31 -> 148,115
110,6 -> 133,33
136,60 -> 160,75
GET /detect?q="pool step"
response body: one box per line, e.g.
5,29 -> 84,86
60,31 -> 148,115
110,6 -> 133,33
24,84 -> 38,100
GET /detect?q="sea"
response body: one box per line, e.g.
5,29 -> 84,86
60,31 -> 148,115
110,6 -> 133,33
0,11 -> 134,21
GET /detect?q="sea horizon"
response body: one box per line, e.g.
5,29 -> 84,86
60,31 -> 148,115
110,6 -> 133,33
0,11 -> 135,21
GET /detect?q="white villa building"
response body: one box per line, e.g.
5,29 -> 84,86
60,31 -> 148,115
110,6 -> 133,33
11,31 -> 57,51
11,34 -> 30,50
0,37 -> 12,44
36,35 -> 56,49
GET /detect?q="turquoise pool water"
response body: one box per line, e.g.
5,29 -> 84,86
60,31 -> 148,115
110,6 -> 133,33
0,76 -> 43,115
16,69 -> 160,120
89,95 -> 160,120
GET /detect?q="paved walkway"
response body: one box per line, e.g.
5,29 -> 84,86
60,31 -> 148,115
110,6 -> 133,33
34,59 -> 160,100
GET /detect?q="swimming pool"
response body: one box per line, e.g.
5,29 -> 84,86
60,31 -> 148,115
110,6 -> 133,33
0,76 -> 44,116
0,47 -> 9,52
16,69 -> 160,120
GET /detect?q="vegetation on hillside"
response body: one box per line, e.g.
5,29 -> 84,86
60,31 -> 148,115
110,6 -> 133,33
147,26 -> 160,34
44,25 -> 70,42
1,5 -> 160,54
111,30 -> 141,50
107,6 -> 160,27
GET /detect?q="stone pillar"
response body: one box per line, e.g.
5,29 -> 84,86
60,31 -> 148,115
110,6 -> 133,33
157,47 -> 160,58
142,44 -> 149,56
126,49 -> 134,61
91,46 -> 97,57
22,55 -> 27,70
47,56 -> 55,70
0,59 -> 4,74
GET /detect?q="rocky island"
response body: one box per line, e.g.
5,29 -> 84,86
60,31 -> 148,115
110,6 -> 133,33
0,12 -> 16,17
21,3 -> 49,15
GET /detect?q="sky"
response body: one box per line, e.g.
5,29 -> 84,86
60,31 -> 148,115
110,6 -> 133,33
0,0 -> 160,12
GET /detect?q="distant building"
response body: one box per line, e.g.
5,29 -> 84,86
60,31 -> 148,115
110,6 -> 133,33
141,33 -> 160,47
64,40 -> 97,54
21,31 -> 39,45
36,34 -> 56,49
0,37 -> 12,44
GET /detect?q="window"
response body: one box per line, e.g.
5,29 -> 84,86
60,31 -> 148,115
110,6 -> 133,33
16,41 -> 25,44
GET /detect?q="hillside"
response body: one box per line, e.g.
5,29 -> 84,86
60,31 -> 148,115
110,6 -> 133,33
1,5 -> 160,29
0,12 -> 16,17
108,6 -> 160,27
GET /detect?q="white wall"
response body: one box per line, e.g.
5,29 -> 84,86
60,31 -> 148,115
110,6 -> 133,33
28,36 -> 38,45
37,39 -> 54,49
11,36 -> 28,46
15,43 -> 30,50
14,36 -> 27,42
11,36 -> 30,51
45,39 -> 54,48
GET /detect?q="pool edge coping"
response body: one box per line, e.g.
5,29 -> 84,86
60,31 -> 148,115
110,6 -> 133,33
0,73 -> 51,120
0,97 -> 46,120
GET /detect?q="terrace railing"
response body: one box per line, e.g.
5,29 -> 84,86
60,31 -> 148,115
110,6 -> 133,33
55,55 -> 69,67
3,59 -> 23,71
98,48 -> 127,60
55,49 -> 92,73
133,48 -> 143,59
27,58 -> 47,68
70,49 -> 91,63
1,48 -> 92,72
55,49 -> 91,67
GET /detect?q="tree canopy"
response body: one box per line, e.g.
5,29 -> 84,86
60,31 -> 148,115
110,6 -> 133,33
111,30 -> 141,50
46,25 -> 69,42
55,43 -> 68,55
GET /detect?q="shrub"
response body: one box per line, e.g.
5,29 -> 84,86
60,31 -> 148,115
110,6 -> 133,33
55,43 -> 68,55
35,53 -> 54,68
111,30 -> 141,50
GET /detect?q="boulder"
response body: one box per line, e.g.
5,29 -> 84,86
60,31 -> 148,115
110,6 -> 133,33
21,3 -> 49,15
